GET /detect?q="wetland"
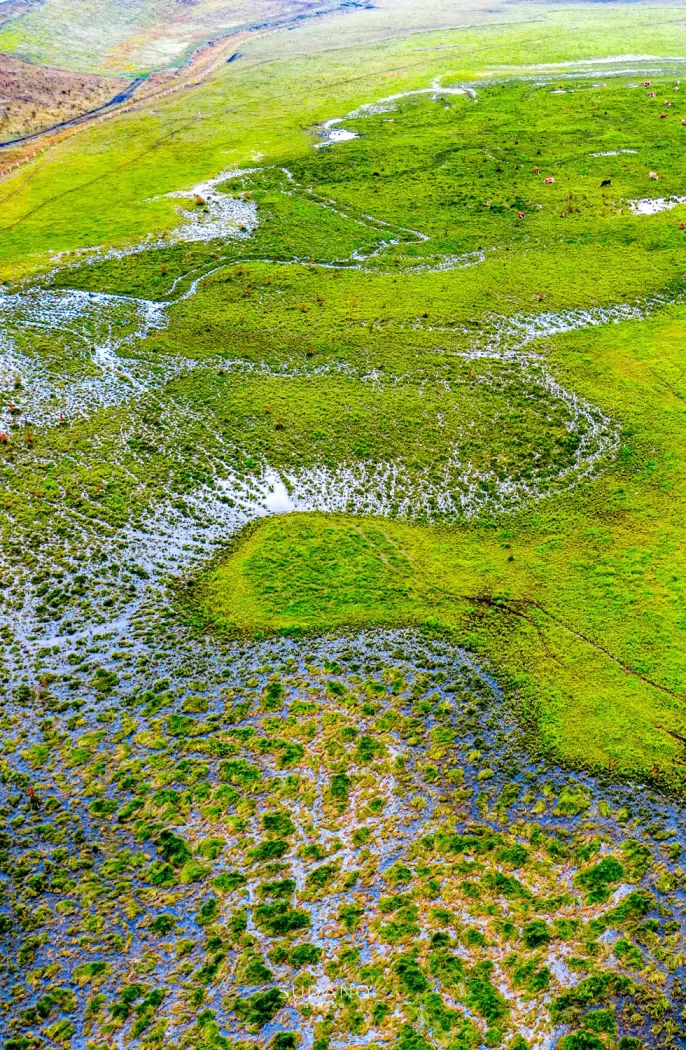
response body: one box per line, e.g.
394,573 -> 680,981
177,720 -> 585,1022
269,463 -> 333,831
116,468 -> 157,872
2,6 -> 686,1047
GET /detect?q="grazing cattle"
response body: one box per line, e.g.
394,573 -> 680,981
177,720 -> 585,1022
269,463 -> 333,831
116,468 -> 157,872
544,176 -> 555,184
680,222 -> 685,229
648,91 -> 657,98
518,211 -> 525,219
0,433 -> 8,445
649,171 -> 659,180
643,80 -> 651,87
534,166 -> 540,174
601,178 -> 612,187
660,113 -> 668,119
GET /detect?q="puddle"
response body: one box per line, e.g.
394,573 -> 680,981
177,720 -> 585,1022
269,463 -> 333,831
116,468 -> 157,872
589,149 -> 638,157
259,471 -> 297,515
629,195 -> 686,215
317,123 -> 360,148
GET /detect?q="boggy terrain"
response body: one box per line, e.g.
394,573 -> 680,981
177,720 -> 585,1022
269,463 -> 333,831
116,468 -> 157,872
2,627 -> 686,1050
3,69 -> 686,780
2,7 -> 686,1048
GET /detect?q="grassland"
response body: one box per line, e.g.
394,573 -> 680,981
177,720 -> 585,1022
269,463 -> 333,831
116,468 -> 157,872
4,63 -> 686,786
15,57 -> 684,788
0,0 -> 345,75
193,297 -> 686,788
3,3 -> 686,276
3,6 -> 686,1046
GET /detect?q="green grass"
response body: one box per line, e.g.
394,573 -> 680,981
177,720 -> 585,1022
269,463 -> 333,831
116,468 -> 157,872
5,4 -> 686,788
0,0 -> 343,75
3,3 -> 686,279
195,302 -> 686,790
5,6 -> 686,1044
4,56 -> 686,788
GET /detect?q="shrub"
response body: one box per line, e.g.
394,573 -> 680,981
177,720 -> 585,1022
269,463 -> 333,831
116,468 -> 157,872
395,954 -> 428,995
232,988 -> 286,1030
523,919 -> 551,949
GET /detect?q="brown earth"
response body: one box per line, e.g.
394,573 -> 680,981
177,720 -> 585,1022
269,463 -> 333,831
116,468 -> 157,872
0,54 -> 122,142
0,0 -> 350,176
0,23 -> 253,174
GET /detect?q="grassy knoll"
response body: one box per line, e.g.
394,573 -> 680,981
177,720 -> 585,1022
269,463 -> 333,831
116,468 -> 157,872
195,303 -> 686,790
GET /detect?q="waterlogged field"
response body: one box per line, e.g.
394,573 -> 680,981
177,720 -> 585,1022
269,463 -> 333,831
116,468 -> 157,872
2,4 -> 686,1048
2,629 -> 685,1050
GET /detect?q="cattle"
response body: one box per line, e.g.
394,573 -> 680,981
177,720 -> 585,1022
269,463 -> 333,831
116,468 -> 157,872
601,178 -> 612,187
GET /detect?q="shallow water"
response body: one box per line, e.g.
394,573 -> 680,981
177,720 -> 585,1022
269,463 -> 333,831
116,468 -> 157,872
629,196 -> 686,215
0,284 -> 663,660
1,626 -> 684,1049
